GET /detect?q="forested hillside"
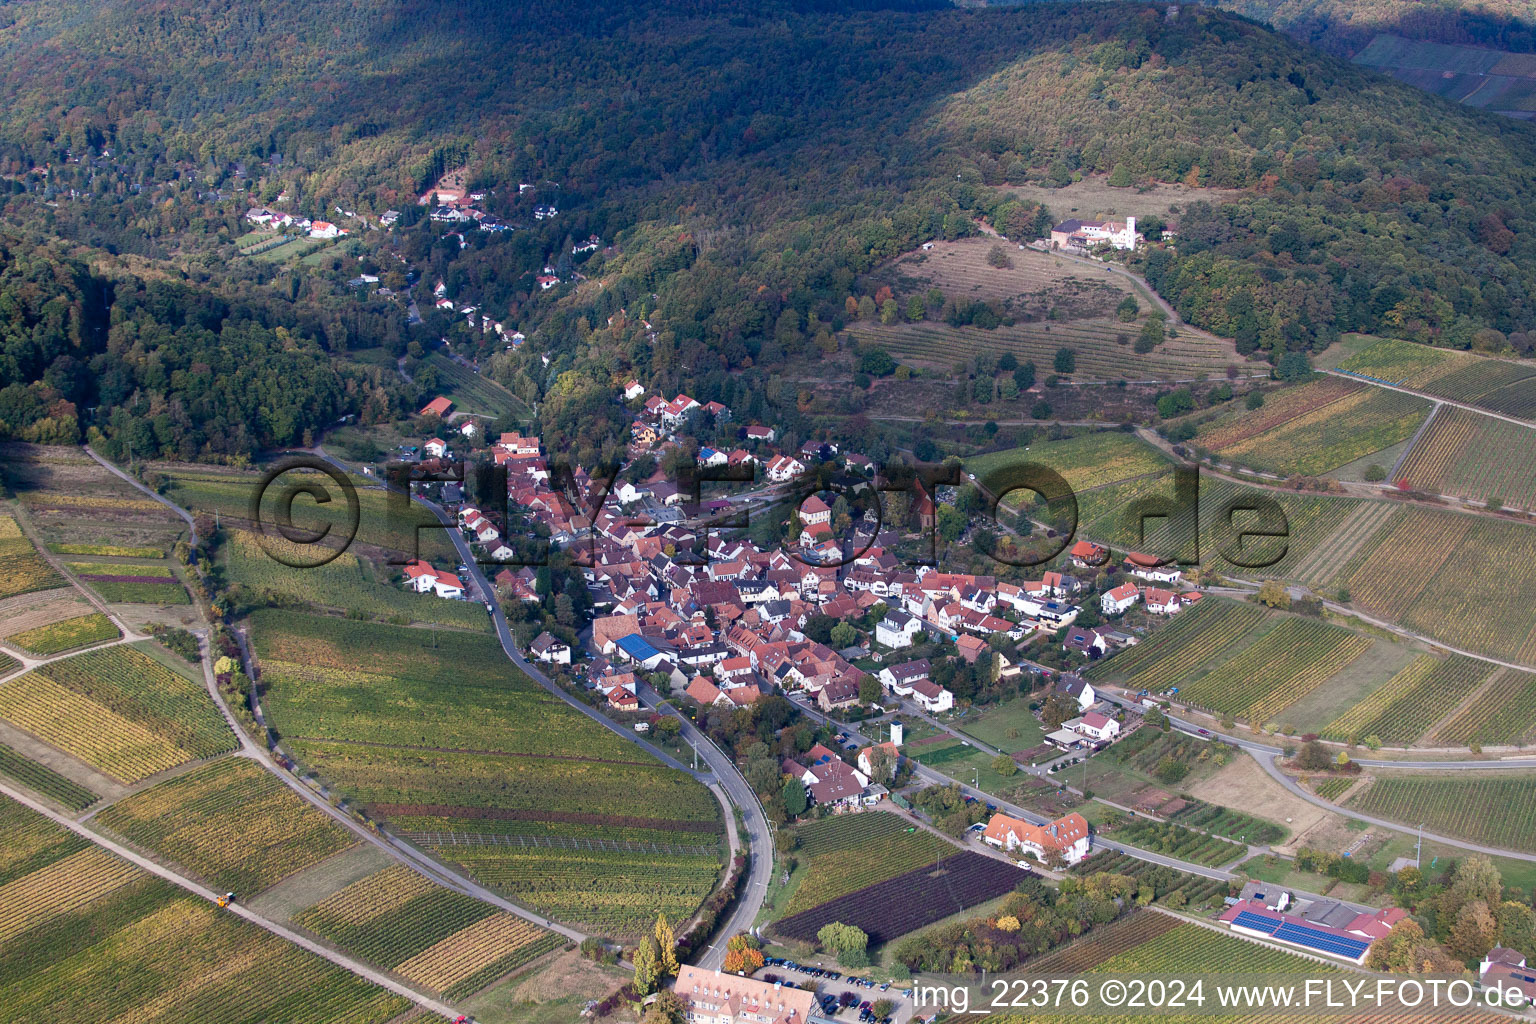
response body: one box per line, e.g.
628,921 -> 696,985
1213,0 -> 1536,56
3,0 -> 1536,460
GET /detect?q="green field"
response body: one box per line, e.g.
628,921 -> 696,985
250,610 -> 722,937
0,797 -> 409,1024
966,431 -> 1171,499
1337,336 -> 1536,420
1174,618 -> 1374,723
424,354 -> 532,423
1321,654 -> 1493,745
294,864 -> 562,997
162,468 -> 455,562
95,758 -> 358,895
0,512 -> 64,600
1337,507 -> 1536,666
224,529 -> 488,629
1097,814 -> 1246,867
953,700 -> 1046,753
0,742 -> 97,810
782,812 -> 954,916
1085,598 -> 1268,691
1348,775 -> 1536,854
0,647 -> 234,783
1194,380 -> 1429,477
1396,406 -> 1536,510
1432,669 -> 1536,747
5,613 -> 119,656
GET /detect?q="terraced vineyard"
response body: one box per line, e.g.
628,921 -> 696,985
0,647 -> 234,782
0,512 -> 64,600
1175,618 -> 1373,722
425,354 -> 531,423
967,431 -> 1171,499
5,613 -> 119,655
1194,377 -> 1363,450
440,844 -> 721,938
1196,385 -> 1429,477
164,468 -> 455,561
295,864 -> 561,996
225,529 -> 488,629
95,758 -> 357,894
850,317 -> 1238,382
1431,669 -> 1536,747
0,743 -> 97,811
1337,508 -> 1536,665
1395,406 -> 1536,509
1020,911 -> 1184,974
251,611 -> 722,938
47,543 -> 163,558
1196,476 -> 1361,581
1347,776 -> 1536,853
1085,599 -> 1268,690
0,799 -> 409,1024
1321,654 -> 1492,745
64,558 -> 187,605
1337,337 -> 1536,420
783,813 -> 954,915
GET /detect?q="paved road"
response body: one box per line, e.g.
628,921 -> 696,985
84,444 -> 199,546
1092,690 -> 1536,863
0,779 -> 465,1020
311,447 -> 775,962
1324,368 -> 1536,431
95,453 -> 590,941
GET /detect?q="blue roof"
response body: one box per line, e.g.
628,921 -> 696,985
1271,923 -> 1370,960
615,634 -> 662,661
1231,911 -> 1283,935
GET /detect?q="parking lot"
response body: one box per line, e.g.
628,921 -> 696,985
754,958 -> 925,1024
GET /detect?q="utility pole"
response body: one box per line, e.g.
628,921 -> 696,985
1415,822 -> 1424,869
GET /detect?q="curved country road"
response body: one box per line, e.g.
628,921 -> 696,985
310,447 -> 774,965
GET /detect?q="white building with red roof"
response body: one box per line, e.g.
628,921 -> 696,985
672,965 -> 817,1024
1144,587 -> 1181,614
402,560 -> 466,599
982,811 -> 1091,866
1100,582 -> 1140,615
1074,710 -> 1120,742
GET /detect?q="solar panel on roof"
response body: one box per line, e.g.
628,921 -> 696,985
1272,923 -> 1370,959
1231,911 -> 1284,935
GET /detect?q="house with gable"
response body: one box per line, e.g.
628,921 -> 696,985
982,811 -> 1092,866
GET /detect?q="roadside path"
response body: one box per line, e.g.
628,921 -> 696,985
310,446 -> 774,964
1324,369 -> 1536,430
0,778 -> 465,1021
83,444 -> 199,545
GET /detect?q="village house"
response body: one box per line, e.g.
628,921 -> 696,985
423,437 -> 449,459
1070,710 -> 1121,742
817,675 -> 861,712
623,380 -> 646,400
744,425 -> 776,443
530,632 -> 571,665
856,740 -> 900,778
1101,582 -> 1140,616
419,396 -> 454,419
784,744 -> 870,808
1481,948 -> 1536,1006
1144,587 -> 1182,614
982,811 -> 1092,866
766,454 -> 805,483
876,609 -> 923,649
672,965 -> 817,1024
1049,216 -> 1141,252
909,678 -> 954,713
1126,552 -> 1182,584
402,560 -> 466,599
1069,540 -> 1108,568
1058,673 -> 1096,711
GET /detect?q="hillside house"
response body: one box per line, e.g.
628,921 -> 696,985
623,380 -> 646,400
1050,216 -> 1141,252
1072,711 -> 1120,741
766,455 -> 805,483
1101,582 -> 1140,616
402,560 -> 466,599
909,678 -> 954,713
1070,540 -> 1108,568
1144,587 -> 1182,614
419,396 -> 454,419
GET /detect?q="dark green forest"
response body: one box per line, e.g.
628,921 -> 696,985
2,0 -> 1536,460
